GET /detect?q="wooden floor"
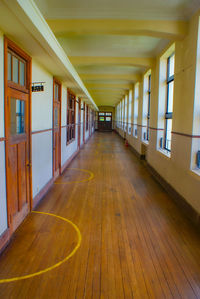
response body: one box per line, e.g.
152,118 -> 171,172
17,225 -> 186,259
1,132 -> 200,298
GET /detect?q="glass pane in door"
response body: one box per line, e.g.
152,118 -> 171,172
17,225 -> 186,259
10,98 -> 25,135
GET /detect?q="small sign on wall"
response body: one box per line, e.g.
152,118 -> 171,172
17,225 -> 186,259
32,82 -> 45,92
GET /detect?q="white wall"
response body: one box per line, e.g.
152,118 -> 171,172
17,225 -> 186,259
85,107 -> 89,141
32,60 -> 53,199
116,13 -> 200,215
0,142 -> 8,235
32,131 -> 53,197
0,32 -> 4,138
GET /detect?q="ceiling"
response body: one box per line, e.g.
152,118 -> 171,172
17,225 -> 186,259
35,0 -> 200,107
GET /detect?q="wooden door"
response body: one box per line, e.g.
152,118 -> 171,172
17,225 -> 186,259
98,112 -> 112,131
4,37 -> 32,234
78,99 -> 81,148
6,88 -> 30,232
53,80 -> 61,179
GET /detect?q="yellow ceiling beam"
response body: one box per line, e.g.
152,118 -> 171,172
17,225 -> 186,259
90,90 -> 125,95
85,83 -> 132,90
48,19 -> 188,40
80,73 -> 141,82
69,56 -> 155,68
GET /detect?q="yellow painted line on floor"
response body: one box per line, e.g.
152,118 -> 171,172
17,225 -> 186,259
54,168 -> 94,184
0,211 -> 81,284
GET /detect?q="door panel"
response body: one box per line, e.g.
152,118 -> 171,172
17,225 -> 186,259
6,88 -> 30,232
18,141 -> 27,209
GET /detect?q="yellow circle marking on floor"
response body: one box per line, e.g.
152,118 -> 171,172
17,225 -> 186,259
0,211 -> 82,284
54,168 -> 94,184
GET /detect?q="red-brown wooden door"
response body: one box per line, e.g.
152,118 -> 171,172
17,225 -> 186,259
53,80 -> 61,179
6,87 -> 30,232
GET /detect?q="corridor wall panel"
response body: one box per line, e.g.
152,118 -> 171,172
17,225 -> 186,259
0,142 -> 8,236
32,61 -> 53,131
32,131 -> 53,198
31,61 -> 53,199
0,32 -> 4,137
0,32 -> 7,236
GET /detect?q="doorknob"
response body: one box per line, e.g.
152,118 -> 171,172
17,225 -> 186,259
26,163 -> 32,167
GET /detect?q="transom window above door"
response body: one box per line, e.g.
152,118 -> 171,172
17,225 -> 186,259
7,49 -> 26,89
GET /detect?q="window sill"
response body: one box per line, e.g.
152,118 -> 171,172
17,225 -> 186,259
66,138 -> 75,146
157,148 -> 171,159
142,140 -> 149,145
191,168 -> 200,179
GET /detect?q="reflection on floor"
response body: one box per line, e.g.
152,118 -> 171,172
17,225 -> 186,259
0,132 -> 200,298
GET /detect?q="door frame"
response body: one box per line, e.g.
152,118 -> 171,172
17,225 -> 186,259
4,36 -> 32,230
52,78 -> 62,179
98,111 -> 113,131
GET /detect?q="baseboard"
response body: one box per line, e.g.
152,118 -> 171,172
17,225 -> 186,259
146,162 -> 200,230
0,228 -> 10,254
32,177 -> 54,209
61,148 -> 80,174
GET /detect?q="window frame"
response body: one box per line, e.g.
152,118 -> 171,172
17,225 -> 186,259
67,89 -> 76,144
164,53 -> 175,152
147,74 -> 151,141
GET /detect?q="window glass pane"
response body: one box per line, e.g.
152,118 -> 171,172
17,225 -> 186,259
99,117 -> 104,121
54,107 -> 58,127
10,98 -> 25,135
166,119 -> 172,151
13,56 -> 19,84
55,84 -> 59,101
106,117 -> 111,122
106,112 -> 111,115
169,54 -> 175,77
99,112 -> 104,115
20,61 -> 25,86
167,81 -> 174,113
8,53 -> 12,81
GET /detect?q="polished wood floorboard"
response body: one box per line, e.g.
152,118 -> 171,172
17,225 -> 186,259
0,132 -> 200,298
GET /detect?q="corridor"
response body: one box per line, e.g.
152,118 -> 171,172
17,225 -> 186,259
0,132 -> 200,298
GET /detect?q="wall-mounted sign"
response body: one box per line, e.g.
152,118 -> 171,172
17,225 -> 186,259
32,82 -> 45,92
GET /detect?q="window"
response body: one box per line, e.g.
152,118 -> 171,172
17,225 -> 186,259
119,102 -> 122,128
133,83 -> 139,137
86,105 -> 89,131
143,73 -> 151,141
67,91 -> 76,143
7,49 -> 26,89
165,54 -> 175,151
147,75 -> 151,141
121,99 -> 124,130
128,90 -> 132,134
124,95 -> 127,132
